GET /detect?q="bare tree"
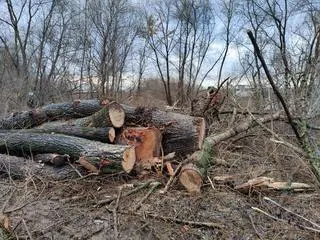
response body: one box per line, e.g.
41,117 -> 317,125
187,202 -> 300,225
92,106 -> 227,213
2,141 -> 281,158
174,0 -> 216,105
142,0 -> 179,106
88,0 -> 138,99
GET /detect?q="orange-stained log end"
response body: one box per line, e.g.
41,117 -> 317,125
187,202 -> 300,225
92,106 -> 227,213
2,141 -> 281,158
117,127 -> 162,169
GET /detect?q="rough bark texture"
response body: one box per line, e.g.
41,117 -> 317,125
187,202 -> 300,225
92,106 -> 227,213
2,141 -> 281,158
122,105 -> 206,156
0,132 -> 136,173
0,154 -> 82,180
0,99 -> 106,130
35,122 -> 115,143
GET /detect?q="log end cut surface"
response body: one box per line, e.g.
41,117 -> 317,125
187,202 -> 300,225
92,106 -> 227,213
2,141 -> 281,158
179,163 -> 202,194
108,127 -> 116,143
122,146 -> 136,173
108,102 -> 125,128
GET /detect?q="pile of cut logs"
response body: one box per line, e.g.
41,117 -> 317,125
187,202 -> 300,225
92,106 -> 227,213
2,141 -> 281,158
0,99 -> 206,191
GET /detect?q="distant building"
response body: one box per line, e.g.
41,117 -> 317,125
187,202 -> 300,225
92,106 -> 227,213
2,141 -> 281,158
234,84 -> 253,97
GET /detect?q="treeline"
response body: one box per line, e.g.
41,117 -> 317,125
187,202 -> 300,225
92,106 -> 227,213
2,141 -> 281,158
0,0 -> 319,119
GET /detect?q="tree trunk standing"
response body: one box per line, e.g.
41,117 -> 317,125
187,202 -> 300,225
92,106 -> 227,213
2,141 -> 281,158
0,132 -> 136,173
122,105 -> 206,156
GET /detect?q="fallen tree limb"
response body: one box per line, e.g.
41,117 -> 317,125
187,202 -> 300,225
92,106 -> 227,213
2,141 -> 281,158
0,132 -> 136,173
96,181 -> 153,207
234,177 -> 313,193
179,111 -> 282,193
122,105 -> 206,156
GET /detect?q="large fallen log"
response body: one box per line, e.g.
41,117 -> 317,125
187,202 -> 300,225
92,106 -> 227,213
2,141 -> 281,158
0,154 -> 82,180
1,125 -> 116,143
0,99 -> 114,129
179,112 -> 282,194
34,123 -> 115,143
122,105 -> 206,156
0,132 -> 136,173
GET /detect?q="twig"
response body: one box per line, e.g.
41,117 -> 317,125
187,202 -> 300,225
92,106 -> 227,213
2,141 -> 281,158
4,200 -> 39,214
1,188 -> 15,213
96,181 -> 152,207
132,182 -> 161,211
252,206 -> 320,233
247,212 -> 263,239
160,144 -> 164,173
119,210 -> 223,229
263,197 -> 320,230
113,187 -> 123,238
270,139 -> 306,156
246,109 -> 306,156
207,176 -> 215,190
67,162 -> 83,178
22,218 -> 34,240
160,159 -> 187,194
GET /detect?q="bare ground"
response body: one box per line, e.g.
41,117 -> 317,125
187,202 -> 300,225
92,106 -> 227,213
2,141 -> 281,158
1,117 -> 320,239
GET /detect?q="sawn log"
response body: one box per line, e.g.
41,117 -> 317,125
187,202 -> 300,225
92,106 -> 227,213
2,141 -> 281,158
122,105 -> 206,156
0,99 -> 118,129
0,132 -> 136,173
0,154 -> 82,180
35,123 -> 115,143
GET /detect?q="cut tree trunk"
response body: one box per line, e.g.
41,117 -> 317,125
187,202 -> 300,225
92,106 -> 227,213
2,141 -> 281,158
0,132 -> 136,173
34,122 -> 115,143
122,105 -> 206,156
72,101 -> 125,128
0,99 -> 108,130
0,154 -> 82,180
179,112 -> 282,193
117,127 -> 162,169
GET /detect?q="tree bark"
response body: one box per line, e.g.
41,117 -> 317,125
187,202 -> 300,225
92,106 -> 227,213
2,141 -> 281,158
122,105 -> 206,156
0,99 -> 107,129
0,132 -> 136,173
34,122 -> 115,143
0,154 -> 82,180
